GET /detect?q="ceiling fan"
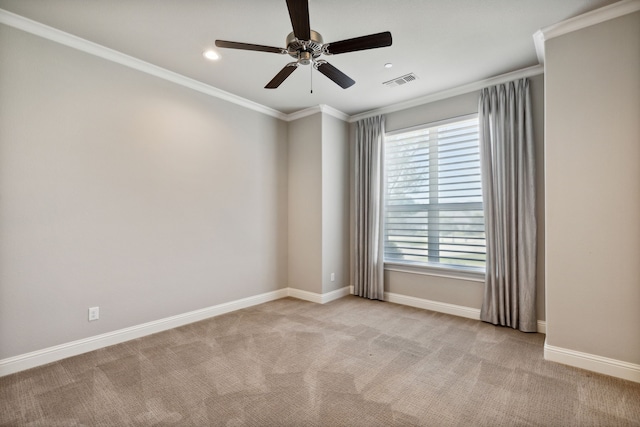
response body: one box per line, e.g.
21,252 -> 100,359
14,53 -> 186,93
215,0 -> 392,90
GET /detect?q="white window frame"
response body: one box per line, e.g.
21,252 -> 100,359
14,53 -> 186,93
383,113 -> 486,281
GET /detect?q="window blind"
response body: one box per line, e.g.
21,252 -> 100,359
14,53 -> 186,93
384,116 -> 486,270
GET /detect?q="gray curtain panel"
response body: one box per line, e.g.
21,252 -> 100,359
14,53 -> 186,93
478,78 -> 537,332
353,115 -> 386,300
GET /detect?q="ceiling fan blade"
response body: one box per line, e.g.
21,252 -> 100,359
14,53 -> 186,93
316,61 -> 355,89
286,0 -> 311,40
324,31 -> 392,55
215,40 -> 285,54
265,63 -> 299,89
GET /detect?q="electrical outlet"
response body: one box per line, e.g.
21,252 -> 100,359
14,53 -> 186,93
88,306 -> 99,321
330,273 -> 335,282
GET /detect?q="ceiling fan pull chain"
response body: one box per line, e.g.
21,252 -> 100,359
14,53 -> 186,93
310,64 -> 313,94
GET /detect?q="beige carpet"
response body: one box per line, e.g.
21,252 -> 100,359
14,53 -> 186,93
2,296 -> 639,426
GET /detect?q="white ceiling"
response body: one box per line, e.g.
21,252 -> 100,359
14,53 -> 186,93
0,0 -> 619,115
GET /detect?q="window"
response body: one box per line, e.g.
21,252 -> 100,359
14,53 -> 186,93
384,115 -> 485,272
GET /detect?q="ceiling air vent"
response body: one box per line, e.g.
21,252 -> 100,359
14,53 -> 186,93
383,73 -> 419,88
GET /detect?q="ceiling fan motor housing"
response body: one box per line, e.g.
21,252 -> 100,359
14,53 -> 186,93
286,30 -> 324,64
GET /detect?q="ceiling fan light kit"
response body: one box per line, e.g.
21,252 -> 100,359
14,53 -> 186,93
215,0 -> 392,90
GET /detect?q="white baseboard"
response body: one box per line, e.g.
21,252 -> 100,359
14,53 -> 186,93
0,286 -> 354,377
319,286 -> 352,304
537,321 -> 547,334
384,291 -> 547,334
545,341 -> 640,383
1,285 -> 547,377
286,286 -> 351,304
385,291 -> 481,320
0,288 -> 287,377
287,288 -> 323,304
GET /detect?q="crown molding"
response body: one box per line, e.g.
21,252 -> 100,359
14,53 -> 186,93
283,104 -> 349,122
0,7 -> 541,127
348,65 -> 543,123
534,0 -> 640,64
539,0 -> 640,40
0,8 -> 288,121
318,104 -> 350,122
284,105 -> 321,121
0,7 -> 349,124
14,5 -> 619,125
282,104 -> 350,122
533,30 -> 546,65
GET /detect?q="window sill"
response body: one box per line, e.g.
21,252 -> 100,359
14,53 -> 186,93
384,262 -> 485,282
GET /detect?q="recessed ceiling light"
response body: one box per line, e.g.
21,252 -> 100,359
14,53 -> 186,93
384,63 -> 393,68
203,50 -> 220,61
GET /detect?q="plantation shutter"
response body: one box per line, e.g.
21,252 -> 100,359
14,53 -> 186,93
384,115 -> 486,270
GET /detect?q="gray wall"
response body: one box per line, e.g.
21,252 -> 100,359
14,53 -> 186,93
353,74 -> 546,322
0,25 -> 289,359
321,115 -> 350,294
287,113 -> 323,294
545,12 -> 640,364
288,112 -> 350,295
